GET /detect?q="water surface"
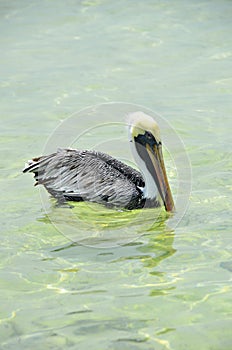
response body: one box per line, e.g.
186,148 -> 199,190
0,1 -> 232,349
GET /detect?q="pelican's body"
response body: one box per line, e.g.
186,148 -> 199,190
23,112 -> 174,211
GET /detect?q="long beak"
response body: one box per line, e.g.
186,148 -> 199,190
146,143 -> 175,212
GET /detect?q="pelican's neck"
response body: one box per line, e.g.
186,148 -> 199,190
129,139 -> 160,201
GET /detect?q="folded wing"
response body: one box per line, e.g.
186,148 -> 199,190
23,148 -> 145,209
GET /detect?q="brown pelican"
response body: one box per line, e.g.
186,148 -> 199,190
23,112 -> 174,211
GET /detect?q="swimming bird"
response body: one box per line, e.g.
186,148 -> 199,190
23,112 -> 174,211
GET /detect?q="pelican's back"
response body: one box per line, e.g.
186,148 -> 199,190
23,148 -> 145,209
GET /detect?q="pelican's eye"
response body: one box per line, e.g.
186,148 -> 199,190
145,131 -> 153,140
145,131 -> 161,146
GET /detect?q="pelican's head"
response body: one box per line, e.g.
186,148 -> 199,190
127,111 -> 174,212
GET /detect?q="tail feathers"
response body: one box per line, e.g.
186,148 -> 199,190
23,157 -> 42,173
23,153 -> 58,187
23,152 -> 70,202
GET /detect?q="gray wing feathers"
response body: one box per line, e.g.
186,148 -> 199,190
23,148 -> 144,208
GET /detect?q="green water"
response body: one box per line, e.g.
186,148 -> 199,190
1,1 -> 232,349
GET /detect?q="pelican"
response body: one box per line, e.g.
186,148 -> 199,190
23,112 -> 174,211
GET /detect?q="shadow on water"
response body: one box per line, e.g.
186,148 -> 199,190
38,199 -> 175,245
38,200 -> 176,271
13,201 -> 178,348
